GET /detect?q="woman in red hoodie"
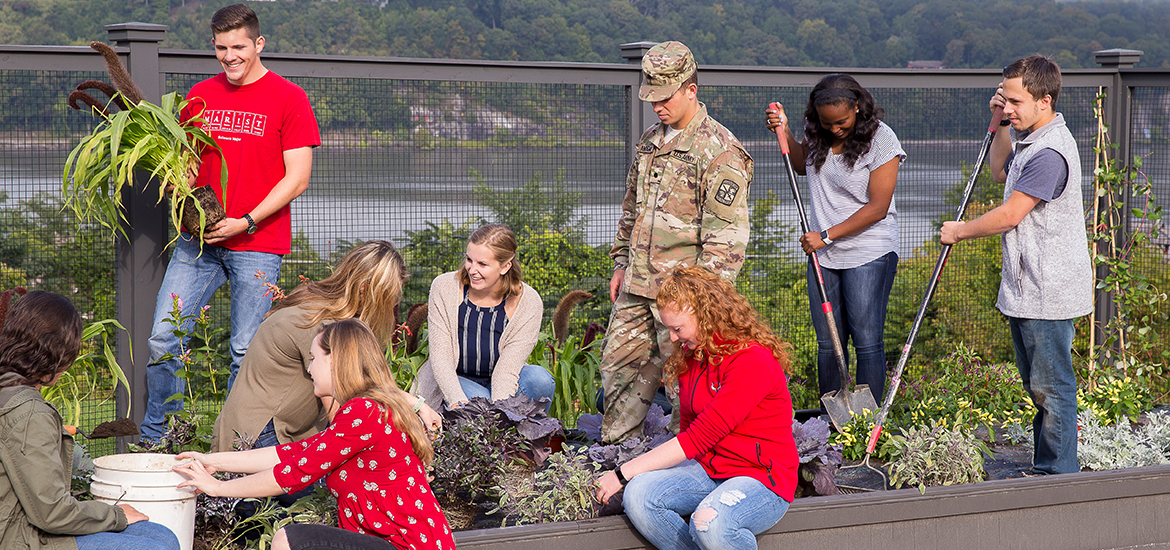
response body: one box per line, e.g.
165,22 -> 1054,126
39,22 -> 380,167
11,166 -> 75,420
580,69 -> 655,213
595,266 -> 798,550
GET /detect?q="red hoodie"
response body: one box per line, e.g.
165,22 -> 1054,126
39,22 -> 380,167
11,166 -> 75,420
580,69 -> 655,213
674,342 -> 798,501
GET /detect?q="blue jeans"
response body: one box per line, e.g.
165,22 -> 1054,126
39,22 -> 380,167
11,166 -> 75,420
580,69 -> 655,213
75,520 -> 181,550
623,460 -> 791,550
807,251 -> 898,404
457,364 -> 556,412
141,233 -> 282,440
1010,317 -> 1080,474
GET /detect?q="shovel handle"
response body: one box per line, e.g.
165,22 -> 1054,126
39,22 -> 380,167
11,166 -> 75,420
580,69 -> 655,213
768,103 -> 791,156
866,424 -> 883,454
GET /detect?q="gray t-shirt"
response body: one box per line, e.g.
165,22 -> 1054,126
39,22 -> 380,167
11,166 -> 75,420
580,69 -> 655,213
1007,148 -> 1069,202
807,121 -> 906,269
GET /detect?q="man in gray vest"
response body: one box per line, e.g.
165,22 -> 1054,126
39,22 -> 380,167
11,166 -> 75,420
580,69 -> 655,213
941,55 -> 1091,475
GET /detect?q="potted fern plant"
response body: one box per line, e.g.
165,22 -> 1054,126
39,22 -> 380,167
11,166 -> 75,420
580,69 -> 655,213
62,41 -> 227,243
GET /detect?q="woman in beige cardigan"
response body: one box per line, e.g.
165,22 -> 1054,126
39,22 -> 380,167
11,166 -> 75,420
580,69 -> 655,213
415,224 -> 553,410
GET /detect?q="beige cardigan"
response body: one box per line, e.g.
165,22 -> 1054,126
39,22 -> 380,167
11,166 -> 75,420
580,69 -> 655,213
414,271 -> 543,407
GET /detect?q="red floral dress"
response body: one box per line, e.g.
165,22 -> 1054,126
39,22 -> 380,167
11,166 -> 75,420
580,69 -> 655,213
273,397 -> 453,550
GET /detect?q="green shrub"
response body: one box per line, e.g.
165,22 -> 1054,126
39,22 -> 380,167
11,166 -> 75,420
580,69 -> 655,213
888,419 -> 989,494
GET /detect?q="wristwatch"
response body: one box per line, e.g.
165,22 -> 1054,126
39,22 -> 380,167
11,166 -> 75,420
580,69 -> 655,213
243,213 -> 258,235
820,229 -> 834,246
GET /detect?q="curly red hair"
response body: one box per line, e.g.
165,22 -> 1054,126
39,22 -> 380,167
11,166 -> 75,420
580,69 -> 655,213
656,266 -> 792,386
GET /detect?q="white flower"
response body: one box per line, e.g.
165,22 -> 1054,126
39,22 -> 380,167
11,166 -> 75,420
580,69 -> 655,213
316,443 -> 327,452
385,425 -> 392,435
344,509 -> 353,518
339,470 -> 348,481
421,534 -> 428,543
397,496 -> 404,506
407,516 -> 417,525
363,481 -> 378,491
415,499 -> 424,510
427,518 -> 435,527
360,433 -> 372,441
405,455 -> 412,465
340,447 -> 353,455
351,418 -> 363,428
300,475 -> 311,483
320,462 -> 332,470
388,469 -> 397,480
368,459 -> 378,470
388,448 -> 397,458
343,406 -> 352,414
407,476 -> 416,487
281,465 -> 292,475
374,522 -> 382,529
357,458 -> 365,469
298,457 -> 308,466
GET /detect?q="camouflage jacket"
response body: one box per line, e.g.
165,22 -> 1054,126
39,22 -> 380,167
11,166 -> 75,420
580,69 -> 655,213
610,103 -> 753,299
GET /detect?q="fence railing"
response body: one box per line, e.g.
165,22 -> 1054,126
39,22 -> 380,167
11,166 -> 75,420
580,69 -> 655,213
1,23 -> 1166,443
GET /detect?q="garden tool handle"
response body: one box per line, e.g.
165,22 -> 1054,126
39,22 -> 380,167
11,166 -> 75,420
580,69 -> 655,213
771,102 -> 852,387
864,106 -> 1006,456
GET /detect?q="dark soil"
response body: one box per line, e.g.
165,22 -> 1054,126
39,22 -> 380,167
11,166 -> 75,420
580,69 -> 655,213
179,186 -> 226,236
88,418 -> 139,438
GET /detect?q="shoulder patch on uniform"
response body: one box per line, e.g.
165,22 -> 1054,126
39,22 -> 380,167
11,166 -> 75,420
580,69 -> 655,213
671,150 -> 696,164
715,179 -> 739,206
638,144 -> 655,154
704,165 -> 749,222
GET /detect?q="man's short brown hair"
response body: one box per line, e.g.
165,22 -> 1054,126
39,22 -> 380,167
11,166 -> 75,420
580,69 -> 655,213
211,3 -> 260,41
1004,55 -> 1062,104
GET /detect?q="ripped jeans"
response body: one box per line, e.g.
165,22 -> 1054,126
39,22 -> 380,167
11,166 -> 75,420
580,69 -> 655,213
623,460 -> 791,550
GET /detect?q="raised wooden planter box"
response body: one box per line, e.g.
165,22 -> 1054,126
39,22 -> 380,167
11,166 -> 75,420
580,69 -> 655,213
454,465 -> 1170,550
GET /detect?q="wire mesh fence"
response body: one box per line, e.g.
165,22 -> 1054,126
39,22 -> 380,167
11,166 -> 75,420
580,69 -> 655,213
2,55 -> 1168,453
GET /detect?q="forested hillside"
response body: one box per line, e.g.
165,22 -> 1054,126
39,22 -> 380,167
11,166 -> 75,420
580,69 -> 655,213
2,0 -> 1169,68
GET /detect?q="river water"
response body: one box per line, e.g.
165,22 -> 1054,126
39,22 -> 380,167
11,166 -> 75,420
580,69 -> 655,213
1,139 -> 1112,259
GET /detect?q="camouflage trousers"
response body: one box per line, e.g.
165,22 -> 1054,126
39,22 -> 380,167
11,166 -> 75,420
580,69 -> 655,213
600,292 -> 679,443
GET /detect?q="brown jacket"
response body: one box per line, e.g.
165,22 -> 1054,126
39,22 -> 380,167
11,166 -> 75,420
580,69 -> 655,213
212,306 -> 328,451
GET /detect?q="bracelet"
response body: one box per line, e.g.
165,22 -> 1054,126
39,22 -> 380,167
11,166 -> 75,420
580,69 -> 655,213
412,395 -> 425,413
820,229 -> 834,246
614,465 -> 629,486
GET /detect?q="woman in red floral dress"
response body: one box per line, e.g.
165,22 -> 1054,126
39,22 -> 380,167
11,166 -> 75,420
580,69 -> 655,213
175,319 -> 453,550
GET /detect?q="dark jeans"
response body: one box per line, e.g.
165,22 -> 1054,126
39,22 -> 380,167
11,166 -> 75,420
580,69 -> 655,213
807,251 -> 898,404
1010,317 -> 1080,474
285,524 -> 394,550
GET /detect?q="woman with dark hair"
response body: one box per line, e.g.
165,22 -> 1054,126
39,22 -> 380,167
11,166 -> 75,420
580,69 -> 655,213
215,240 -> 442,453
177,319 -> 453,550
765,73 -> 904,403
414,224 -> 553,410
0,290 -> 180,550
594,266 -> 798,550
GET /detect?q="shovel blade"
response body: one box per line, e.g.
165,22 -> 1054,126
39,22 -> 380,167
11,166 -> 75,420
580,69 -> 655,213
820,384 -> 879,431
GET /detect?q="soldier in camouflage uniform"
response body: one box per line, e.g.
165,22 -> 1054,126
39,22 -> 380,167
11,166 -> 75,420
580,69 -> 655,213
601,41 -> 753,443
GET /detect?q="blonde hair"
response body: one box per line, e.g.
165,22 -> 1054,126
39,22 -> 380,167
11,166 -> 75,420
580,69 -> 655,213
273,240 -> 407,345
318,319 -> 434,465
456,224 -> 523,299
656,266 -> 793,386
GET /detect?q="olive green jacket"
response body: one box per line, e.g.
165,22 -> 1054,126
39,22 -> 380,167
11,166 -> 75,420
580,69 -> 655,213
0,379 -> 127,550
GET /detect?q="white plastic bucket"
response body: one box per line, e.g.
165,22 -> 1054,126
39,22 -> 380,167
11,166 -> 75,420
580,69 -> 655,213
90,453 -> 196,550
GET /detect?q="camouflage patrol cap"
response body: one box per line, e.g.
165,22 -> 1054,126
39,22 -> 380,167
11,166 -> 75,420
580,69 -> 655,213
639,41 -> 697,102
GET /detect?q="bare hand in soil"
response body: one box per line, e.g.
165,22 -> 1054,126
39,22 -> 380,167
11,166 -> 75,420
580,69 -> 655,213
594,470 -> 622,505
118,503 -> 149,524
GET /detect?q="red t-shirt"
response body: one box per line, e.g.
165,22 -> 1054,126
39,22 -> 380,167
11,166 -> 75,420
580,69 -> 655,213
182,71 -> 320,254
675,342 -> 799,501
273,398 -> 454,550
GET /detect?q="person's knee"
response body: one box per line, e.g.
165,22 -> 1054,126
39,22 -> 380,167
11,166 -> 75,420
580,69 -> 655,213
271,527 -> 291,550
692,506 -> 718,531
526,365 -> 556,399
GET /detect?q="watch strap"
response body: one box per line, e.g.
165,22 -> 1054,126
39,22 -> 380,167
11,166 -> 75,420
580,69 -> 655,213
243,213 -> 258,234
820,229 -> 834,246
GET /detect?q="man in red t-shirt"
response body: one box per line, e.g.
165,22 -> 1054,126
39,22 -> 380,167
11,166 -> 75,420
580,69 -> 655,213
142,3 -> 321,441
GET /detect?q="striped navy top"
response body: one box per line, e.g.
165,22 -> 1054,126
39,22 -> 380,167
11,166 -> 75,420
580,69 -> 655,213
456,285 -> 509,378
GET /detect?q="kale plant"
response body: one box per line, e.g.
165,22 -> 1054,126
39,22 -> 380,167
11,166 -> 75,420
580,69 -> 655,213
888,419 -> 989,494
431,412 -> 514,504
444,395 -> 563,466
793,416 -> 842,496
581,404 -> 673,469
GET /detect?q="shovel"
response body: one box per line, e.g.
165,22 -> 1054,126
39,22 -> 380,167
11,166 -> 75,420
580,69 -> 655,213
64,418 -> 140,439
769,102 -> 878,430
